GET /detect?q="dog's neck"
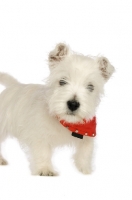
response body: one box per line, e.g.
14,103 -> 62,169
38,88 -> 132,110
59,117 -> 96,139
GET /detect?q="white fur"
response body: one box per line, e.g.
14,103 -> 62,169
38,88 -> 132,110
0,43 -> 114,175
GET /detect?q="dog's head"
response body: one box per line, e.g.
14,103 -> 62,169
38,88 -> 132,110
46,43 -> 115,123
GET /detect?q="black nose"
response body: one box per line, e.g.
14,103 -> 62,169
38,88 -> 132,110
67,100 -> 80,111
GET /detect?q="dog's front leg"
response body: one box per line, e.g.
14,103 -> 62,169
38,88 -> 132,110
29,144 -> 57,176
73,137 -> 94,174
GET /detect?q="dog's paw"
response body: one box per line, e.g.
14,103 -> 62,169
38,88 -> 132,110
78,167 -> 92,175
32,167 -> 58,176
39,170 -> 58,176
0,157 -> 8,165
75,162 -> 92,175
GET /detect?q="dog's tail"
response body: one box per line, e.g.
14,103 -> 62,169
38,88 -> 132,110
0,72 -> 19,88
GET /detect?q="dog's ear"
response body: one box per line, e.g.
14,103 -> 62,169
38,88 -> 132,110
97,57 -> 115,81
48,43 -> 70,68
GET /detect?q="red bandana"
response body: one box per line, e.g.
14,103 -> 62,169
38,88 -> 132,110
60,117 -> 96,139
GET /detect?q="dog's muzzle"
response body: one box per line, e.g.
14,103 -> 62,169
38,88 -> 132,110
67,100 -> 80,111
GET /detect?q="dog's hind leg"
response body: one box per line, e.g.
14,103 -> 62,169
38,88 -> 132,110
0,143 -> 8,165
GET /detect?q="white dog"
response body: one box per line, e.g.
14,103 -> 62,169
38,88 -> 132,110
0,43 -> 114,175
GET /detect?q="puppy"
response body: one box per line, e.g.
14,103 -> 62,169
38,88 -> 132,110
0,43 -> 114,175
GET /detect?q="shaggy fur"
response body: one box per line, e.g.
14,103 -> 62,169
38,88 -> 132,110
0,43 -> 114,175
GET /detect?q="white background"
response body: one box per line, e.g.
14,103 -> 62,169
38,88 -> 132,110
0,0 -> 132,199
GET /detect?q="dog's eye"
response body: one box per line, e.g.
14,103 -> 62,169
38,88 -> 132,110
59,80 -> 67,86
87,84 -> 94,92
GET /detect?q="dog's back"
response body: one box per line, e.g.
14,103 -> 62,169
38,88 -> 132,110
0,73 -> 19,139
0,73 -> 20,164
0,73 -> 46,140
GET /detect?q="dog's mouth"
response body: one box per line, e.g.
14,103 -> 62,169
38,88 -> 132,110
60,110 -> 83,123
67,111 -> 76,116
